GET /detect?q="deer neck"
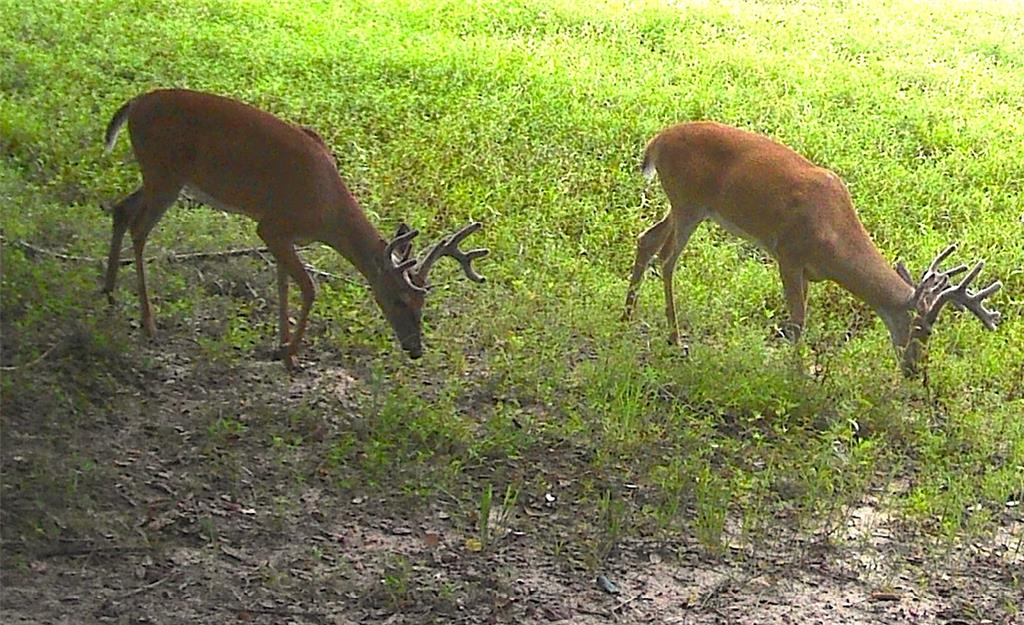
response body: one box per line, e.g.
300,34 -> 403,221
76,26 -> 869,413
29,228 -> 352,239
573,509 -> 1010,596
319,200 -> 391,285
835,249 -> 918,350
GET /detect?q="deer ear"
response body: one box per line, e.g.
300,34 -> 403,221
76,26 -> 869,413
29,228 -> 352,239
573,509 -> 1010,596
390,223 -> 414,263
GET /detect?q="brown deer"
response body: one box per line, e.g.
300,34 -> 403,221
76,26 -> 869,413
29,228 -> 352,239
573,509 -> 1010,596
102,89 -> 488,368
622,121 -> 1001,374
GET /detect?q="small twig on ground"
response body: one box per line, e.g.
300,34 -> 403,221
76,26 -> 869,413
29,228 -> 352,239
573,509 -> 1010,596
4,238 -> 99,262
0,341 -> 63,371
162,246 -> 283,264
611,593 -> 648,613
115,487 -> 138,508
38,544 -> 154,558
868,590 -> 901,602
229,606 -> 326,624
575,606 -> 611,619
116,573 -> 175,600
4,236 -> 347,282
7,236 -> 281,265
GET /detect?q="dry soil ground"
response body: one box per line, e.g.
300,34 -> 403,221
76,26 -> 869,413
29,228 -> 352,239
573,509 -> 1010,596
2,330 -> 1021,624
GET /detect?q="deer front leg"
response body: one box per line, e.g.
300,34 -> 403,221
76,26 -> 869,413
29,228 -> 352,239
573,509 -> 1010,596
778,262 -> 808,342
259,223 -> 315,371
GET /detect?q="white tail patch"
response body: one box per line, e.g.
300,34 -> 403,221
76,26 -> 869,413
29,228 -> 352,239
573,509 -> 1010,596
104,121 -> 124,154
103,103 -> 131,154
642,159 -> 657,181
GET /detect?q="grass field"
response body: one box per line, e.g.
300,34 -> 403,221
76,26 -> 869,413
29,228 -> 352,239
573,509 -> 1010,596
2,0 -> 1022,621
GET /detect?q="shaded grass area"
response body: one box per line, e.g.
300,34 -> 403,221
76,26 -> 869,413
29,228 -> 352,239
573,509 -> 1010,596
2,0 -> 1022,578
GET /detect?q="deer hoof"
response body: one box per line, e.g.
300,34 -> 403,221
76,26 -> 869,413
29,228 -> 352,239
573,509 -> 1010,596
777,323 -> 802,343
273,345 -> 302,372
278,351 -> 301,372
667,333 -> 691,356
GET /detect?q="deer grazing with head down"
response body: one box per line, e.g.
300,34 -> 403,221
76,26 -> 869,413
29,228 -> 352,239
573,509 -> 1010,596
622,121 -> 1002,374
102,89 -> 488,369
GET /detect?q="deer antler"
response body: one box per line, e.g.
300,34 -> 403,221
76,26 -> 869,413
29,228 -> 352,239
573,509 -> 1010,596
910,246 -> 1002,334
901,244 -> 969,309
917,261 -> 1002,332
383,227 -> 429,294
411,222 -> 489,287
385,226 -> 419,263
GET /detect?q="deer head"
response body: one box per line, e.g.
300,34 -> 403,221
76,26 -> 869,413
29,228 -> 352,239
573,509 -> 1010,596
376,222 -> 489,358
896,244 -> 1002,375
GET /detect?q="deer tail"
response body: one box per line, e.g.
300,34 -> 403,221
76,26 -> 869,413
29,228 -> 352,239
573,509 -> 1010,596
103,100 -> 134,153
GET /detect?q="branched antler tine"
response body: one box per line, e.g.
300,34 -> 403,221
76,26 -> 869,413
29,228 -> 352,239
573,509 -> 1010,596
911,272 -> 940,306
958,260 -> 985,290
456,248 -> 489,283
962,279 -> 1002,330
973,279 -> 1002,300
384,228 -> 419,263
936,263 -> 969,309
415,242 -> 449,276
940,263 -> 968,279
394,258 -> 417,273
413,222 -> 488,284
923,243 -> 957,277
443,221 -> 484,251
910,243 -> 959,305
921,261 -> 985,328
402,269 -> 428,294
413,233 -> 463,281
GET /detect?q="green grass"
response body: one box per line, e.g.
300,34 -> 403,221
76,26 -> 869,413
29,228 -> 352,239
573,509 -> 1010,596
2,0 -> 1022,552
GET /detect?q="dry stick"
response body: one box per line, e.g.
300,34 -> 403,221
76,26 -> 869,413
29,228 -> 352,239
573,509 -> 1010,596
5,238 -> 99,263
160,246 -> 345,283
146,245 -> 290,265
229,606 -> 326,623
575,606 -> 612,618
8,237 -> 282,266
116,573 -> 175,600
611,593 -> 648,613
0,341 -> 63,371
4,237 -> 346,281
40,544 -> 155,558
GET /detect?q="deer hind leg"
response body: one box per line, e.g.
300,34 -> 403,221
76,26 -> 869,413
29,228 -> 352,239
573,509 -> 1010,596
103,188 -> 145,304
258,222 -> 315,370
128,184 -> 181,338
274,262 -> 292,358
658,210 -> 703,346
622,216 -> 672,321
